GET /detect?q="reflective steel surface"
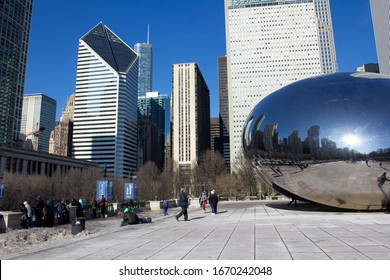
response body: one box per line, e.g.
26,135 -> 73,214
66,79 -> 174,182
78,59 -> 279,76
243,72 -> 390,210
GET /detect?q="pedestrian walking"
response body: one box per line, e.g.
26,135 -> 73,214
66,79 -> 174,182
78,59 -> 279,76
162,199 -> 169,216
175,188 -> 189,221
99,194 -> 107,218
208,190 -> 219,215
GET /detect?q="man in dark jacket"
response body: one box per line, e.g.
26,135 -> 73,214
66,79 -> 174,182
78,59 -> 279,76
175,188 -> 189,221
208,190 -> 219,215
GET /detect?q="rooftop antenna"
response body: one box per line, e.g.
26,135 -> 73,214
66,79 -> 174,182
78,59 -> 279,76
147,24 -> 150,44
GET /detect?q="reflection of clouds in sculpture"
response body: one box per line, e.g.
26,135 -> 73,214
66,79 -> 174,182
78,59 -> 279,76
243,72 -> 390,210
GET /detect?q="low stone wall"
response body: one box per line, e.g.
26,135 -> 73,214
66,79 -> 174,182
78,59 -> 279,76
0,211 -> 22,233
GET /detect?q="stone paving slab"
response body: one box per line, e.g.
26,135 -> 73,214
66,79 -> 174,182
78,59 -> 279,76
4,200 -> 390,260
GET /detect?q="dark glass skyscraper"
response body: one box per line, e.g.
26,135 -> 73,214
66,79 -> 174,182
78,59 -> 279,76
134,41 -> 152,97
0,0 -> 34,146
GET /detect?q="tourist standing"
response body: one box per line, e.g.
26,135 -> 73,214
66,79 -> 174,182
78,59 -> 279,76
34,196 -> 45,227
99,194 -> 107,218
23,201 -> 32,227
208,190 -> 219,215
20,202 -> 28,229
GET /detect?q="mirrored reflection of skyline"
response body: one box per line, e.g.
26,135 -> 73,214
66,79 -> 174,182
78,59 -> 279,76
243,73 -> 390,159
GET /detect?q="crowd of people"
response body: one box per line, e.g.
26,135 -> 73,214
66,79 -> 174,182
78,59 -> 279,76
18,194 -> 108,229
18,189 -> 220,228
175,188 -> 219,222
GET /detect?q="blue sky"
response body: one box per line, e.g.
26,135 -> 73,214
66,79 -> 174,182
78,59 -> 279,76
24,0 -> 377,120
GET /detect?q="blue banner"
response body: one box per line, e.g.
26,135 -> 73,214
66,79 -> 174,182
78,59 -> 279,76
124,182 -> 137,200
0,183 -> 4,199
96,180 -> 113,201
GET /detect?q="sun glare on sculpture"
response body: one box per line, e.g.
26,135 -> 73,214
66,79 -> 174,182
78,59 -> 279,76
341,134 -> 362,148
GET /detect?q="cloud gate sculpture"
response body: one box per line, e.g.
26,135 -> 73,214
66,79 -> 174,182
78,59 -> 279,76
242,72 -> 390,210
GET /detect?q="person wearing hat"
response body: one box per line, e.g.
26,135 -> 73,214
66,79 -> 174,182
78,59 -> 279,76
208,190 -> 219,215
175,188 -> 189,221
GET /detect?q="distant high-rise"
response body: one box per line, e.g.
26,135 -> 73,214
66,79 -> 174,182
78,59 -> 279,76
49,93 -> 75,157
218,56 -> 230,170
138,92 -> 170,170
0,0 -> 34,146
21,93 -> 56,152
370,0 -> 390,75
210,117 -> 222,154
224,0 -> 337,171
355,63 -> 380,73
134,27 -> 152,97
73,23 -> 139,178
172,63 -> 210,172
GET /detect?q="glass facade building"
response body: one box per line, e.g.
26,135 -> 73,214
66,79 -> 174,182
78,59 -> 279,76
21,93 -> 56,152
224,0 -> 337,171
0,0 -> 33,146
73,23 -> 139,179
134,43 -> 152,97
138,92 -> 170,171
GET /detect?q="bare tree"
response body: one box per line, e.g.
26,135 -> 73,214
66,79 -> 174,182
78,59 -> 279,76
137,161 -> 161,201
235,151 -> 258,196
192,149 -> 227,194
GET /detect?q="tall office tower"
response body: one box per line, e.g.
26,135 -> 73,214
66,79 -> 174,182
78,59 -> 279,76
134,27 -> 152,97
224,0 -> 337,171
370,0 -> 390,75
218,56 -> 230,170
138,92 -> 169,170
49,93 -> 75,157
21,93 -> 56,152
172,63 -> 210,172
73,23 -> 139,178
0,0 -> 34,146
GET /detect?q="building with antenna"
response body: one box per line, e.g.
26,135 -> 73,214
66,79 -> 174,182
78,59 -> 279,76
134,25 -> 153,97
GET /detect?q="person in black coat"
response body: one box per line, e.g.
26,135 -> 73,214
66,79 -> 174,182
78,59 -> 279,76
208,190 -> 219,215
34,196 -> 45,227
175,188 -> 189,221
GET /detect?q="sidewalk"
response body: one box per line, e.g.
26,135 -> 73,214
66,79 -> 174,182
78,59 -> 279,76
4,200 -> 390,260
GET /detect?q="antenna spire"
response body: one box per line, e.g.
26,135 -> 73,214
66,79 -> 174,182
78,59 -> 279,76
147,24 -> 150,44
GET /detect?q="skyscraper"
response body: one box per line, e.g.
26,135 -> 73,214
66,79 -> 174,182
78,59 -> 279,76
224,0 -> 337,171
0,0 -> 34,146
138,91 -> 170,171
49,93 -> 75,157
134,27 -> 152,97
73,23 -> 139,178
20,93 -> 56,152
218,56 -> 230,170
370,0 -> 390,75
171,63 -> 210,172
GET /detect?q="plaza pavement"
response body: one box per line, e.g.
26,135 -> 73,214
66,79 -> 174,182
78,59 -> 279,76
6,200 -> 390,260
